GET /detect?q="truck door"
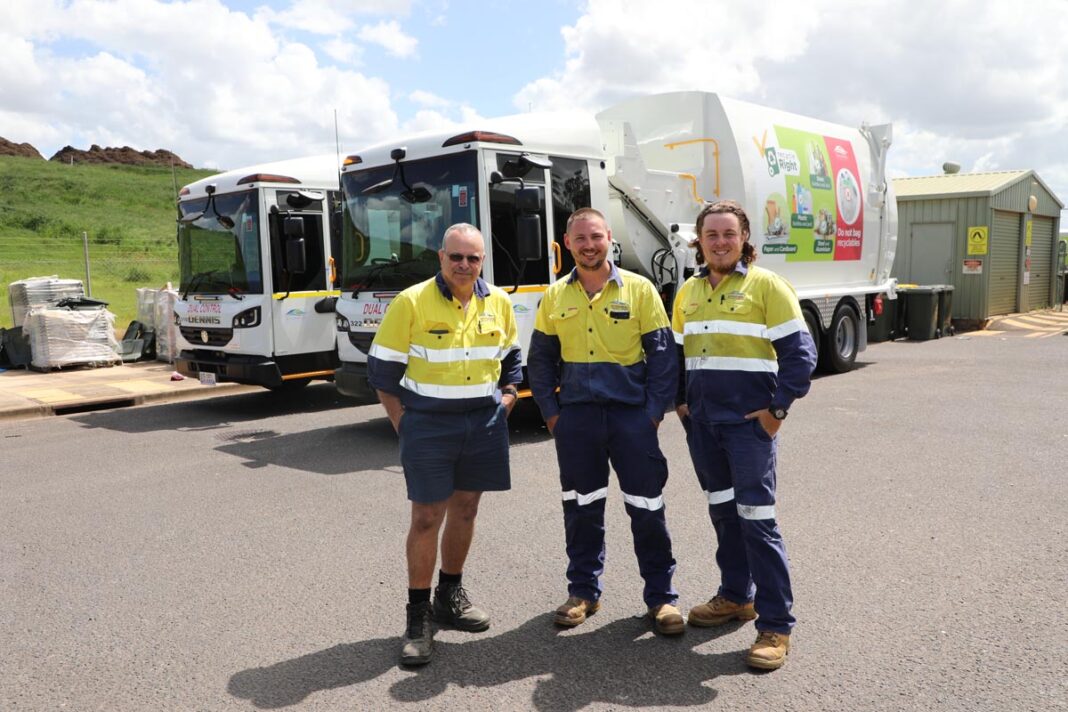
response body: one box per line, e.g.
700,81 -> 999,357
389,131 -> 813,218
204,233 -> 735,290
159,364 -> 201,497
483,150 -> 555,288
266,188 -> 336,358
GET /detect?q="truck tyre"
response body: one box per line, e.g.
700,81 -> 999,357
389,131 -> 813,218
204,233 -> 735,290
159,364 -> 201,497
803,309 -> 821,367
820,305 -> 859,373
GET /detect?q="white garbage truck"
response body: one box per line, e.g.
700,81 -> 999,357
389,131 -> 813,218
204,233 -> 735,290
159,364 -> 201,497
332,91 -> 897,400
174,154 -> 343,390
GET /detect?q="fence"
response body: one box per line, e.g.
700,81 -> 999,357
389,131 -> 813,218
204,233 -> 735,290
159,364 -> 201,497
1,232 -> 178,332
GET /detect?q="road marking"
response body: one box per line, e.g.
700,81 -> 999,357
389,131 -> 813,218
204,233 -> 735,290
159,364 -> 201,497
112,379 -> 169,394
16,388 -> 84,404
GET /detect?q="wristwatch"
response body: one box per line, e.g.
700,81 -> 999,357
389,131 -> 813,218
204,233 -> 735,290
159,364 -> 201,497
770,406 -> 788,420
501,385 -> 519,398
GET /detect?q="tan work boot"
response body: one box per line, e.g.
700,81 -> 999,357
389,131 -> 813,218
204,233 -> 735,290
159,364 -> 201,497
687,595 -> 757,627
746,630 -> 790,670
554,596 -> 600,627
648,603 -> 685,636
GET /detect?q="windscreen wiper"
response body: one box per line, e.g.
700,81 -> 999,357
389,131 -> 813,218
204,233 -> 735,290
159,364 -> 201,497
182,269 -> 219,300
349,255 -> 426,297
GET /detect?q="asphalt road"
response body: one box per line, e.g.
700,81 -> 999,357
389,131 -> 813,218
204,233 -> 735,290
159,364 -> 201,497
2,333 -> 1066,711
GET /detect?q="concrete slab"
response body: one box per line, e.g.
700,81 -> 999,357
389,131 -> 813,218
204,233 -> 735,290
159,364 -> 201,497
0,360 -> 256,422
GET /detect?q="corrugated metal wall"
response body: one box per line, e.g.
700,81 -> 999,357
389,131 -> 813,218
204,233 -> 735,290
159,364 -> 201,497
894,172 -> 1062,320
893,196 -> 990,319
1027,216 -> 1055,308
990,211 -> 1020,314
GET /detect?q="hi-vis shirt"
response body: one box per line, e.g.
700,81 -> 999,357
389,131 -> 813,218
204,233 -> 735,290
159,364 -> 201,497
527,264 -> 677,423
672,262 -> 817,424
367,273 -> 522,413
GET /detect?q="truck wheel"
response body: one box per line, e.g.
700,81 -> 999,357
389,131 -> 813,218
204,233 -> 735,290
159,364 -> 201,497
803,309 -> 821,366
819,305 -> 859,373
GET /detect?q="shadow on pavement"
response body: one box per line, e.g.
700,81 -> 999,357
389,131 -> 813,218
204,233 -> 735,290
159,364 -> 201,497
69,384 -> 363,433
215,418 -> 400,475
228,615 -> 750,710
213,404 -> 551,475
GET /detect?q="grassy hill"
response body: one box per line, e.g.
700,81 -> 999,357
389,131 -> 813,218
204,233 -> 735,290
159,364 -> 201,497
0,156 -> 218,330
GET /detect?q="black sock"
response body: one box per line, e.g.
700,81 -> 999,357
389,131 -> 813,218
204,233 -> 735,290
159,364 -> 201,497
437,570 -> 462,589
408,588 -> 431,605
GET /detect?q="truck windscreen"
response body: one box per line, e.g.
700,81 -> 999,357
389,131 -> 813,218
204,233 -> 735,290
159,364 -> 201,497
178,190 -> 264,295
340,151 -> 479,291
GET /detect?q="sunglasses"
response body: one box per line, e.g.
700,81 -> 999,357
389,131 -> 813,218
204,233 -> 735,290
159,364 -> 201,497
447,253 -> 483,265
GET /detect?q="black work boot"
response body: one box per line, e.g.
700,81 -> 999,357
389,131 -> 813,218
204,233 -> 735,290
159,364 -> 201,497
400,601 -> 433,666
432,582 -> 490,632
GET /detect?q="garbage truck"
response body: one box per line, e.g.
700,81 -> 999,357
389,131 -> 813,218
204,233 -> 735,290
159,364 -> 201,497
332,91 -> 897,400
174,154 -> 343,390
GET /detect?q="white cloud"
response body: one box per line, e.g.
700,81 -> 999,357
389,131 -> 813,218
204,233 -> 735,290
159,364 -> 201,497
408,90 -> 450,108
358,20 -> 418,58
0,0 -> 405,170
322,37 -> 362,64
514,0 -> 1068,208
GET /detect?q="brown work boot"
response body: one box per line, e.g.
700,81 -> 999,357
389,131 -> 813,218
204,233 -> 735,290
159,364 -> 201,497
554,596 -> 600,627
746,630 -> 790,670
648,603 -> 685,636
687,595 -> 757,627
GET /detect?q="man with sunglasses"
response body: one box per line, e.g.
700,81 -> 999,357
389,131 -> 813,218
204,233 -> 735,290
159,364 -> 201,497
527,208 -> 683,635
368,223 -> 522,666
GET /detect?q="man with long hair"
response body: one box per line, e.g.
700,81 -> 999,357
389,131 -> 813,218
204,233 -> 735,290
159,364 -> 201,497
673,200 -> 816,670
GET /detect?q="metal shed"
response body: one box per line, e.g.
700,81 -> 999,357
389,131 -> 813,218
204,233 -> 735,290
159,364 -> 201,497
891,171 -> 1063,322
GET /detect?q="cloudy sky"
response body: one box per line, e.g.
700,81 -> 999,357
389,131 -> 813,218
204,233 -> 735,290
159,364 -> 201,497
3,0 -> 1067,215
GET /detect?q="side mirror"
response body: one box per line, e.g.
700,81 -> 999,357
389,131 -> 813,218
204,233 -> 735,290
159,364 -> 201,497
516,186 -> 542,213
284,216 -> 305,239
516,214 -> 543,261
286,237 -> 307,274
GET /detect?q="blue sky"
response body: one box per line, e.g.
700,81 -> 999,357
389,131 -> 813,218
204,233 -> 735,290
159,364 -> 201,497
2,0 -> 1067,220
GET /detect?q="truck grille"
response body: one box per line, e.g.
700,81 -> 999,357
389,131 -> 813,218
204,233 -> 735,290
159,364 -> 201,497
180,326 -> 234,347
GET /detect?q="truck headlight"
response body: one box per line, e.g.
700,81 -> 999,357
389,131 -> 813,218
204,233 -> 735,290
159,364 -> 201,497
336,314 -> 350,332
232,306 -> 261,328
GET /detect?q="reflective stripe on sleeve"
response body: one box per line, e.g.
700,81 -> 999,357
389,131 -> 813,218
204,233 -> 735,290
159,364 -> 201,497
685,356 -> 779,373
561,487 -> 609,506
500,342 -> 521,359
408,344 -> 503,363
368,343 -> 408,364
622,492 -> 665,511
684,320 -> 767,338
767,318 -> 806,341
705,487 -> 735,505
400,376 -> 497,399
673,329 -> 685,345
737,504 -> 776,520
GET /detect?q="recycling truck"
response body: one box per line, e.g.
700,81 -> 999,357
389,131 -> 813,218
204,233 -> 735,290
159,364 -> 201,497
332,91 -> 897,400
174,154 -> 343,390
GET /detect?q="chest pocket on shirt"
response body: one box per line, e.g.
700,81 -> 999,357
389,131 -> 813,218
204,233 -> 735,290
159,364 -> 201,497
548,307 -> 581,337
422,321 -> 456,346
473,313 -> 503,347
719,293 -> 754,316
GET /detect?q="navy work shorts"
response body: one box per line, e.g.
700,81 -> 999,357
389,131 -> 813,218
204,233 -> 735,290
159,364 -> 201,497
398,404 -> 511,503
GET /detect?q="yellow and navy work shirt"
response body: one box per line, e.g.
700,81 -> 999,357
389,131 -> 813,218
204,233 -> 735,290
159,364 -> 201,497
672,262 -> 817,423
527,264 -> 677,422
367,273 -> 522,413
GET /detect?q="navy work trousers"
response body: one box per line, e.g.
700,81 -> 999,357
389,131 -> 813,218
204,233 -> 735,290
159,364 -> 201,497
553,402 -> 677,607
684,417 -> 795,634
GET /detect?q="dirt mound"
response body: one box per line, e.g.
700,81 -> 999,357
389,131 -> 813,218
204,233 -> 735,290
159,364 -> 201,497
0,137 -> 45,159
49,144 -> 193,168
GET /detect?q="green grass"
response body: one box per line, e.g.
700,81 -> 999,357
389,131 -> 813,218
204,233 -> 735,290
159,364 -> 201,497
0,156 -> 218,330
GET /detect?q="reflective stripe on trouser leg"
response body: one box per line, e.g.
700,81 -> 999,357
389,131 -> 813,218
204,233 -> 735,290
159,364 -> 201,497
607,405 -> 677,607
720,420 -> 794,633
684,417 -> 754,604
554,403 -> 610,602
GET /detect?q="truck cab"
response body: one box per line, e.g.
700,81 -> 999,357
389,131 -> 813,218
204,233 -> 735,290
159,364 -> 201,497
174,155 -> 342,390
333,115 -> 605,401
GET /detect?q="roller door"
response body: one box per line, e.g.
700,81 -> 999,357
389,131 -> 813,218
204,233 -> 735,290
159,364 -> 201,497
1026,216 -> 1054,309
989,211 -> 1019,315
